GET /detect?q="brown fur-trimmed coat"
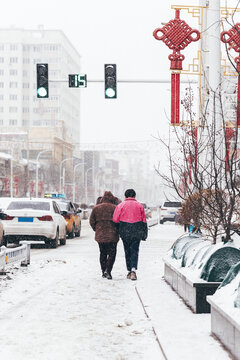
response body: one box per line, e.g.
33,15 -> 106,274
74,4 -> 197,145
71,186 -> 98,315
89,191 -> 119,243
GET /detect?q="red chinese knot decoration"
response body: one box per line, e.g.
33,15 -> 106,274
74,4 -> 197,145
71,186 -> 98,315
153,9 -> 200,125
221,24 -> 240,127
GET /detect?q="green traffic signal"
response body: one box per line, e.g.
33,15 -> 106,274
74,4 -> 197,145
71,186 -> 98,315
36,64 -> 48,98
104,64 -> 117,99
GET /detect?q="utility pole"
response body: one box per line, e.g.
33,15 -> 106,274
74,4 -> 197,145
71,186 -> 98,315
207,0 -> 222,172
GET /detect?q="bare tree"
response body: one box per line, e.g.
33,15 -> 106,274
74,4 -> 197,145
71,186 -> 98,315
156,81 -> 240,243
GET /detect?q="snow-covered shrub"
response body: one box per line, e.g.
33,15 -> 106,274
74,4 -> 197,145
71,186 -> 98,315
200,247 -> 240,282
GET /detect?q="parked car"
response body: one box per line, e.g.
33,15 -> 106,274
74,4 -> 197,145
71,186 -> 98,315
0,198 -> 67,248
159,201 -> 182,224
55,199 -> 82,238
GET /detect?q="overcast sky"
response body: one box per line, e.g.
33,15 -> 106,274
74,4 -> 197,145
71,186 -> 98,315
0,0 -> 238,145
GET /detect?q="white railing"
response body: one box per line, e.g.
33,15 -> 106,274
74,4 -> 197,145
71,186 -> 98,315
0,241 -> 30,274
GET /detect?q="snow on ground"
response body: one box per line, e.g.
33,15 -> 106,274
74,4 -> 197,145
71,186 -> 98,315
0,221 -> 232,360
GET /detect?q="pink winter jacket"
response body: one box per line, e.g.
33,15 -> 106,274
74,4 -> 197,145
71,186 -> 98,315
112,198 -> 147,224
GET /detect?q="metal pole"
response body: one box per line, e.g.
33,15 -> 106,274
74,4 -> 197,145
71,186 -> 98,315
73,163 -> 85,203
85,167 -> 93,205
36,150 -> 51,198
10,151 -> 13,198
208,0 -> 222,169
59,157 -> 74,193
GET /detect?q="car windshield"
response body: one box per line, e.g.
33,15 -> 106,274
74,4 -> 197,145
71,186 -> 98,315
163,202 -> 181,208
7,201 -> 50,211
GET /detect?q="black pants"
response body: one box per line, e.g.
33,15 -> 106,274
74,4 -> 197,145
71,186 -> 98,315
98,242 -> 117,274
122,238 -> 141,272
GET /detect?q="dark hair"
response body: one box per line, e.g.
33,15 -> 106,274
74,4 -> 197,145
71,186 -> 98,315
124,189 -> 136,198
96,196 -> 102,205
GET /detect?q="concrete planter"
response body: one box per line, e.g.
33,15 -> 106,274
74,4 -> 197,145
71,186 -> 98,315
207,296 -> 240,360
164,259 -> 220,313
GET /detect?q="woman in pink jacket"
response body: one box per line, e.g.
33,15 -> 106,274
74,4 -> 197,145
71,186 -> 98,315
112,189 -> 148,280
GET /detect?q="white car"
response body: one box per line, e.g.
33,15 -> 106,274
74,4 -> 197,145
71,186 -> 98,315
159,201 -> 182,224
0,198 -> 67,248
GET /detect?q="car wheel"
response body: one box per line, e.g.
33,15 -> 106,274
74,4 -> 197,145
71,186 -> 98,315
60,231 -> 66,246
50,231 -> 59,248
68,225 -> 75,239
160,220 -> 164,224
0,236 -> 7,246
75,225 -> 81,237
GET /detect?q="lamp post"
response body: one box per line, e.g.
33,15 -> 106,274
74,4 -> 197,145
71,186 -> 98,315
36,150 -> 51,198
85,167 -> 93,205
73,162 -> 85,203
59,157 -> 74,193
10,151 -> 13,198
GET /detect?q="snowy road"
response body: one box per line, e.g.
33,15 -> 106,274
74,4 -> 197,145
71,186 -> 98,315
0,221 -> 231,360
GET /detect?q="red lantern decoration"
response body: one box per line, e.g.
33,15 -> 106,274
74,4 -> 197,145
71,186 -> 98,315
153,9 -> 200,125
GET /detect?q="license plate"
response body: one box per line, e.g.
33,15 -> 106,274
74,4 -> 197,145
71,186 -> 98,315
18,217 -> 33,222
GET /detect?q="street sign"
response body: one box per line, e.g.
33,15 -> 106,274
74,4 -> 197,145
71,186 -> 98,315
69,74 -> 87,88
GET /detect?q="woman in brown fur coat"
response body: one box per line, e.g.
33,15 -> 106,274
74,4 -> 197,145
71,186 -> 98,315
89,191 -> 119,279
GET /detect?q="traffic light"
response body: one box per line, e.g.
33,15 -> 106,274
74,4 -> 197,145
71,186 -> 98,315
36,64 -> 48,98
69,74 -> 87,88
104,64 -> 117,99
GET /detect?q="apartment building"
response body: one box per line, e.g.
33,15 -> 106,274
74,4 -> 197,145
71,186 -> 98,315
0,27 -> 81,143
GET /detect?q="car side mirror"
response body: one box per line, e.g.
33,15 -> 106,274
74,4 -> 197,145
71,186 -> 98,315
61,211 -> 67,217
77,209 -> 82,213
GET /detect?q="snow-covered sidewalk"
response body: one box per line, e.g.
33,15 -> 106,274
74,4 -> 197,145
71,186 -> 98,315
0,222 -> 231,360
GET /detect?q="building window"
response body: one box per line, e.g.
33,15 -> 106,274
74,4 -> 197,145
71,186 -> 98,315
9,94 -> 17,100
10,44 -> 18,51
23,83 -> 29,88
23,58 -> 30,64
10,57 -> 18,64
9,107 -> 17,113
0,107 -> 4,112
23,45 -> 30,51
0,58 -> 4,63
0,82 -> 4,88
0,119 -> 3,125
9,119 -> 17,126
9,82 -> 18,88
0,70 -> 4,76
0,95 -> 4,100
23,107 -> 29,113
22,120 -> 29,127
9,69 -> 18,76
0,44 -> 4,51
23,95 -> 29,101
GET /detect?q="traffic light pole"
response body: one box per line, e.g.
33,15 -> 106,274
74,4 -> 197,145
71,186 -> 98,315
87,79 -> 197,83
49,79 -> 197,83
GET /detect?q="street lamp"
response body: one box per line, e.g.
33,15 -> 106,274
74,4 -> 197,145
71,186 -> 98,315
36,150 -> 51,198
73,162 -> 85,203
85,167 -> 93,205
59,157 -> 74,193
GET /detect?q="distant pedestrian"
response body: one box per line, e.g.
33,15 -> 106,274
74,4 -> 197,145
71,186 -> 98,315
89,191 -> 119,280
112,189 -> 148,281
